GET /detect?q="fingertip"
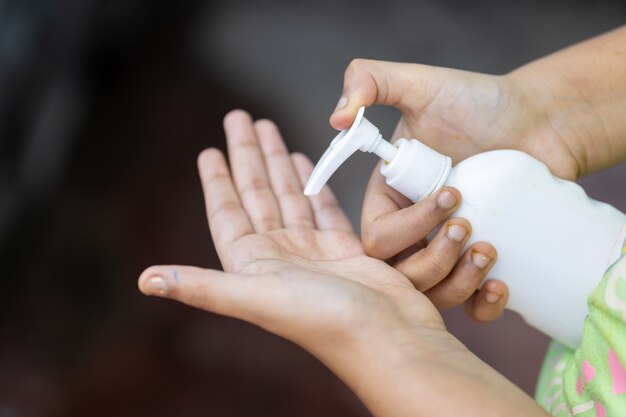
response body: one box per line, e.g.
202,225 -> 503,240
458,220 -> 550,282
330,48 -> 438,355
291,152 -> 314,173
469,241 -> 498,265
446,217 -> 472,232
254,118 -> 282,140
223,109 -> 252,128
329,108 -> 355,130
138,266 -> 176,298
438,187 -> 462,209
291,151 -> 310,163
253,118 -> 276,129
483,279 -> 508,300
197,147 -> 224,167
444,218 -> 472,243
330,106 -> 358,128
466,280 -> 508,322
197,148 -> 228,182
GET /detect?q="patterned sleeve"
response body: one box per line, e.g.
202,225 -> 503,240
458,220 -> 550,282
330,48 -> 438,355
535,240 -> 626,416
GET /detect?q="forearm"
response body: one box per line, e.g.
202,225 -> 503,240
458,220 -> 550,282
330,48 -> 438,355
320,327 -> 549,417
509,25 -> 626,176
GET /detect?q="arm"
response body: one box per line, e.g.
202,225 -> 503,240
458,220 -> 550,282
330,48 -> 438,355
329,326 -> 546,417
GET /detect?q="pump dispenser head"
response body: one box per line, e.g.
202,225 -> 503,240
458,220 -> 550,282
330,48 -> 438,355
304,106 -> 452,202
304,106 -> 398,196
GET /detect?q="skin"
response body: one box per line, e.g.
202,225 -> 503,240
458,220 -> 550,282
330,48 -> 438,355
138,110 -> 545,416
331,25 -> 626,321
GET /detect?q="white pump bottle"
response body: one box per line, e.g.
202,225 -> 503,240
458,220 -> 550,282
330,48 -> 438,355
304,106 -> 626,349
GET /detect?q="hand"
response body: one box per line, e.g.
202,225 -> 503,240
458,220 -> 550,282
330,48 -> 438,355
330,59 -> 589,321
330,59 -> 582,179
137,109 -> 490,357
137,110 -> 548,417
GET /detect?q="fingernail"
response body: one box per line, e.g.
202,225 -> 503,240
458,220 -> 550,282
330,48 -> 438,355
143,275 -> 170,296
485,291 -> 501,303
472,251 -> 492,268
437,190 -> 457,209
334,96 -> 348,112
447,224 -> 467,242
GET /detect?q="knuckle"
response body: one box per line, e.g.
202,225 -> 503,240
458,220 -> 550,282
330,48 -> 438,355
239,177 -> 271,196
404,207 -> 438,236
423,246 -> 453,277
425,196 -> 449,218
466,306 -> 486,322
275,183 -> 302,199
427,257 -> 450,279
361,228 -> 387,257
289,217 -> 314,228
254,214 -> 280,231
471,306 -> 501,323
185,286 -> 212,310
449,281 -> 477,303
209,201 -> 241,222
346,58 -> 370,76
315,200 -> 341,215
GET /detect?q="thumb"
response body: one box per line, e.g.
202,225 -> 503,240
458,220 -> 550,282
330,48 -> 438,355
138,265 -> 281,323
329,59 -> 430,130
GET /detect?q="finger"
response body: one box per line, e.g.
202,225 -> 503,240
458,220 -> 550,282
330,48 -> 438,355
330,59 -> 436,129
138,265 -> 359,348
394,218 -> 471,291
393,239 -> 427,264
362,182 -> 461,260
425,242 -> 498,310
254,119 -> 315,229
291,152 -> 354,233
197,148 -> 253,261
224,110 -> 282,232
464,279 -> 509,322
138,265 -> 275,325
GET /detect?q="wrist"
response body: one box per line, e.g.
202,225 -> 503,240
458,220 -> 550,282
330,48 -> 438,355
318,322 -> 548,417
322,324 -> 462,415
506,66 -> 599,179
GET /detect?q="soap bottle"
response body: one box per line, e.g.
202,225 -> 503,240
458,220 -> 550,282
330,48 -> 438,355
304,106 -> 626,349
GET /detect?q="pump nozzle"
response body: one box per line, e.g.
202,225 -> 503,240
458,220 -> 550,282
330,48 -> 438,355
304,106 -> 397,196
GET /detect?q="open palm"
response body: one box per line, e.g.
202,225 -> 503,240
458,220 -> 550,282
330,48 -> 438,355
139,110 -> 444,358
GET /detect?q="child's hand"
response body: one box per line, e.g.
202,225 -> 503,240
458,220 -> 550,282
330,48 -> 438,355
329,59 -> 591,321
360,181 -> 507,322
330,59 -> 582,180
137,111 -> 548,417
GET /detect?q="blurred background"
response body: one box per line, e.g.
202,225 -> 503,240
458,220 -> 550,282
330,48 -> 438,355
1,0 -> 625,416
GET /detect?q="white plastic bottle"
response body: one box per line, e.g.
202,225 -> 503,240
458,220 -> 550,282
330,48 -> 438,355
304,106 -> 626,348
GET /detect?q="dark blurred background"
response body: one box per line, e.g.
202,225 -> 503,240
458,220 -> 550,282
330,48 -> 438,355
1,1 -> 625,416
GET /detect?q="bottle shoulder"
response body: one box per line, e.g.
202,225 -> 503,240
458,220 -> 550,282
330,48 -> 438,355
446,150 -> 625,220
453,150 -> 546,176
447,150 -> 550,193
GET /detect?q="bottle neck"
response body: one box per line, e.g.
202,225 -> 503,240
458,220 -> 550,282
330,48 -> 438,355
362,133 -> 398,163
